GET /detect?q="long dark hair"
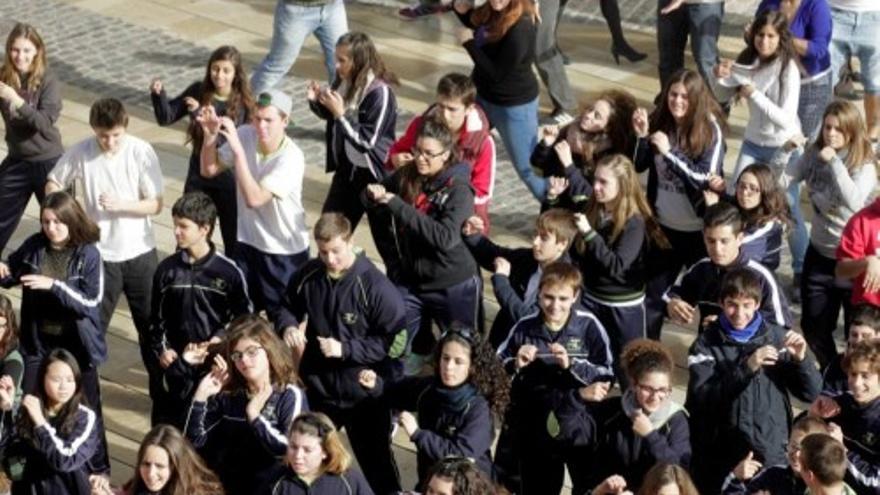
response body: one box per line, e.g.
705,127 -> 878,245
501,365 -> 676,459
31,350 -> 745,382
650,69 -> 727,158
736,163 -> 790,230
398,115 -> 460,204
41,192 -> 100,248
737,10 -> 800,108
127,425 -> 224,495
0,295 -> 19,360
187,46 -> 254,149
432,326 -> 510,418
334,32 -> 398,104
637,463 -> 700,495
565,89 -> 638,172
17,349 -> 85,439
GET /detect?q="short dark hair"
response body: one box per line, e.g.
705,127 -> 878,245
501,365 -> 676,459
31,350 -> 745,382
801,433 -> 847,486
314,213 -> 352,243
171,192 -> 217,236
703,201 -> 744,234
850,303 -> 880,332
718,267 -> 762,304
436,73 -> 477,106
89,97 -> 129,129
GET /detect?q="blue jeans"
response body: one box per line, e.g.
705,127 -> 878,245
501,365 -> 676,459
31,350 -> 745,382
477,96 -> 545,199
830,8 -> 880,95
732,140 -> 792,185
251,0 -> 348,93
656,0 -> 723,90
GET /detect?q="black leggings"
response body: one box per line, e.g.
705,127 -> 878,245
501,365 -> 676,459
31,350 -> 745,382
801,244 -> 852,369
645,226 -> 707,340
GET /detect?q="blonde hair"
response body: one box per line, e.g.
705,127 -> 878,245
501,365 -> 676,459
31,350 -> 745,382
584,154 -> 670,248
815,100 -> 877,174
1,23 -> 47,91
288,412 -> 352,475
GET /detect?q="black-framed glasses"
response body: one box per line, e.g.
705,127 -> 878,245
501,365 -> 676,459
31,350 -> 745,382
230,345 -> 264,363
412,147 -> 448,160
635,383 -> 672,398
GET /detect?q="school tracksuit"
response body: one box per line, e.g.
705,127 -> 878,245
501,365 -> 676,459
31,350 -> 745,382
497,309 -> 614,495
149,245 -> 253,426
822,356 -> 849,397
686,317 -> 821,494
834,394 -> 880,495
185,385 -> 308,495
575,215 -> 649,387
277,253 -> 405,495
532,136 -> 595,213
463,232 -> 570,348
721,465 -> 805,495
664,252 -> 792,328
1,404 -> 99,495
374,376 -> 494,490
259,464 -> 375,495
742,219 -> 785,272
634,120 -> 725,339
0,233 -> 111,473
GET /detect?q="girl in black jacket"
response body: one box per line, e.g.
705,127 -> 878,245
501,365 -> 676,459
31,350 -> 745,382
3,349 -> 101,495
572,155 -> 669,387
150,45 -> 255,254
365,116 -> 480,365
260,412 -> 373,495
0,23 -> 64,256
590,339 -> 690,491
358,327 -> 509,490
309,32 -> 398,234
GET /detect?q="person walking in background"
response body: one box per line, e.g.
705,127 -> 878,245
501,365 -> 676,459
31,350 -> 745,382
250,0 -> 349,93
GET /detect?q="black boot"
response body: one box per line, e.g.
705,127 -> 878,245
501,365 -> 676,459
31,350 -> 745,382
600,0 -> 646,64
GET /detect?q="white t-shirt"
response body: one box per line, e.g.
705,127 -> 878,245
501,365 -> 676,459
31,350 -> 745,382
48,135 -> 163,262
829,0 -> 877,12
219,125 -> 308,255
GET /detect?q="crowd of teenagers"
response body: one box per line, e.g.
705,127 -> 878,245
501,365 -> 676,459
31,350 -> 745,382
0,0 -> 880,493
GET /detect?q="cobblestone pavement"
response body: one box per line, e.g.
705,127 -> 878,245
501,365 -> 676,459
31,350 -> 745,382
0,0 -> 759,238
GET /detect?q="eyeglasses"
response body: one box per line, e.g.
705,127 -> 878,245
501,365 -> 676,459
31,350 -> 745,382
635,383 -> 672,397
412,147 -> 448,160
736,182 -> 761,194
230,345 -> 264,363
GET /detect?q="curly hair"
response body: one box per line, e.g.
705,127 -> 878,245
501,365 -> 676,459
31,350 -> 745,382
433,327 -> 510,419
620,339 -> 675,384
427,457 -> 502,495
842,340 -> 880,376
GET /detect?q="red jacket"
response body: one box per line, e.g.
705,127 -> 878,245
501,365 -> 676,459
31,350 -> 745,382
837,197 -> 880,306
387,104 -> 496,205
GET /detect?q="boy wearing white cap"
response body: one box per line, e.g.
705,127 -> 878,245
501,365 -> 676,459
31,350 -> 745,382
198,89 -> 308,326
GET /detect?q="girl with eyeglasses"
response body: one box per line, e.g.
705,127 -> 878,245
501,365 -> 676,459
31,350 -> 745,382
185,315 -> 307,495
358,327 -> 508,490
150,46 -> 255,255
259,412 -> 373,495
585,339 -> 690,492
704,163 -> 790,272
0,349 -> 100,495
365,116 -> 481,369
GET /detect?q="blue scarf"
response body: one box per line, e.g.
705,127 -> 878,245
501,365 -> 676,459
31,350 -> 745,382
720,312 -> 764,343
430,379 -> 478,414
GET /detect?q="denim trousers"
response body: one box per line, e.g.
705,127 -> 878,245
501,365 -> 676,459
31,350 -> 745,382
251,0 -> 349,93
656,0 -> 724,90
477,96 -> 545,200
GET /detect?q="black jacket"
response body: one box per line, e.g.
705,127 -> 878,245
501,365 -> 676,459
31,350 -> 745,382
665,252 -> 792,328
369,162 -> 478,290
276,254 -> 406,409
685,319 -> 821,480
575,215 -> 648,302
463,232 -> 570,348
721,465 -> 805,495
258,464 -> 374,495
833,394 -> 880,495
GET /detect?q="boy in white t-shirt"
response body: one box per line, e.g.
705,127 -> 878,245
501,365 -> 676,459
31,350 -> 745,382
198,89 -> 308,326
46,97 -> 164,462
